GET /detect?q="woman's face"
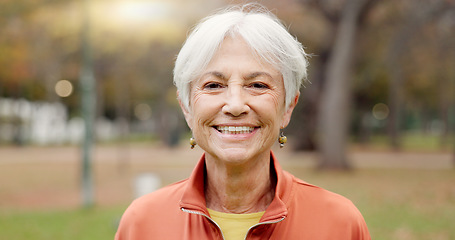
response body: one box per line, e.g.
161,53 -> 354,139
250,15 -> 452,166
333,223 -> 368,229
180,37 -> 298,165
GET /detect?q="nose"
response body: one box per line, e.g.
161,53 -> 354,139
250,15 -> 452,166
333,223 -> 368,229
222,84 -> 250,117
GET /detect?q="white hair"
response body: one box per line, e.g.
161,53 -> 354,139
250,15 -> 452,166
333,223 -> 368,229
173,3 -> 309,111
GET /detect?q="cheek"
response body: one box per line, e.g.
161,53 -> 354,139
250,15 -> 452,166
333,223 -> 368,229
273,89 -> 288,124
252,95 -> 286,127
190,89 -> 207,110
266,91 -> 287,119
271,92 -> 284,110
191,92 -> 219,126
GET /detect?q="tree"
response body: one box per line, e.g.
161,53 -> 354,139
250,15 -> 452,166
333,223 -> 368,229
385,0 -> 453,150
304,0 -> 377,169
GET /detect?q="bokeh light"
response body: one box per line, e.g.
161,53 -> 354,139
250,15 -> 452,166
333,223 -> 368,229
55,80 -> 73,98
134,103 -> 152,121
372,103 -> 389,120
110,1 -> 171,22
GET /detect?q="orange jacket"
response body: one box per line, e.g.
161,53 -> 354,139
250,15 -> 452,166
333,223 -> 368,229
115,152 -> 371,239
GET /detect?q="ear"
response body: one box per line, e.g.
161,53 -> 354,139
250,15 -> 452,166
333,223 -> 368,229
177,91 -> 193,130
280,92 -> 300,129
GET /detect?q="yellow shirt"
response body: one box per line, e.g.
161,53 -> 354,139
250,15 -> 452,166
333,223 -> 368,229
207,208 -> 265,240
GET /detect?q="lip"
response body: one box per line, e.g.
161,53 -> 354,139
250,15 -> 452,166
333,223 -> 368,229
214,123 -> 258,127
212,124 -> 259,136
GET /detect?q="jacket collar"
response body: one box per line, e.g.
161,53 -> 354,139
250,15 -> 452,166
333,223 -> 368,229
179,151 -> 290,222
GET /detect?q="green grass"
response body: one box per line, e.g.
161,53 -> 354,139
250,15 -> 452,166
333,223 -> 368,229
364,202 -> 455,239
2,168 -> 455,240
0,206 -> 126,240
356,133 -> 455,152
286,168 -> 455,240
1,140 -> 454,240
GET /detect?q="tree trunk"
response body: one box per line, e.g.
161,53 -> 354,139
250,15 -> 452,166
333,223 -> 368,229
452,41 -> 455,167
114,73 -> 131,174
386,61 -> 403,150
293,50 -> 328,151
386,0 -> 451,150
438,73 -> 450,146
437,26 -> 454,147
317,0 -> 368,169
293,85 -> 319,151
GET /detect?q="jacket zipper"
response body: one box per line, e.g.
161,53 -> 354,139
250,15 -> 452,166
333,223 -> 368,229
181,207 -> 286,240
181,207 -> 227,240
243,216 -> 286,240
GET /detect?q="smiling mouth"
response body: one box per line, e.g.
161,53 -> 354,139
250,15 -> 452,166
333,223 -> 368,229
215,126 -> 256,134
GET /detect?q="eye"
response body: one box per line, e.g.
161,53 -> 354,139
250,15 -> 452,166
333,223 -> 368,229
249,82 -> 269,89
203,82 -> 224,89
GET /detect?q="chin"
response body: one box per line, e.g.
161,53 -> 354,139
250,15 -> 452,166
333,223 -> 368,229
208,146 -> 266,166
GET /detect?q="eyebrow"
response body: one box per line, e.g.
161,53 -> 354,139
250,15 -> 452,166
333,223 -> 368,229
201,71 -> 273,80
245,72 -> 273,80
201,71 -> 227,80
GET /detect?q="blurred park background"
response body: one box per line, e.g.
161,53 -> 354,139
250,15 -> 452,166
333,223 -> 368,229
1,0 -> 455,239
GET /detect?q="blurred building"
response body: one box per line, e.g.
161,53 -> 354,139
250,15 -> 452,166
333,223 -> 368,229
0,98 -> 118,145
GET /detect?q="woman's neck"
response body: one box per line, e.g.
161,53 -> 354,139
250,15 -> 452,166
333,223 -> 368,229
204,153 -> 276,214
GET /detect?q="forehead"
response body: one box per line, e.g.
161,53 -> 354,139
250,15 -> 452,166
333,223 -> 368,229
204,36 -> 280,74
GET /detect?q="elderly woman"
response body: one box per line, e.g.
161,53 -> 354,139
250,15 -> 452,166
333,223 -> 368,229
116,4 -> 370,240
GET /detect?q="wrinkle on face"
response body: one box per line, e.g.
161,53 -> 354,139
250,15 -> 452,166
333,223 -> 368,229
182,36 -> 291,164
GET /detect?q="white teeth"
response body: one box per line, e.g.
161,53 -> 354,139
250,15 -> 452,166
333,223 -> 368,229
216,126 -> 255,134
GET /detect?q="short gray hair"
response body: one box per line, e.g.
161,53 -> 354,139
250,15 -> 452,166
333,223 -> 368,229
173,3 -> 309,110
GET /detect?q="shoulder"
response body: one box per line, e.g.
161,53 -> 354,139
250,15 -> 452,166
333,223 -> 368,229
120,179 -> 188,221
290,172 -> 353,203
115,179 -> 190,239
285,171 -> 364,219
281,172 -> 370,238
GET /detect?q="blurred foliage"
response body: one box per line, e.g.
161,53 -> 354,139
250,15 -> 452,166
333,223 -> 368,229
0,0 -> 454,148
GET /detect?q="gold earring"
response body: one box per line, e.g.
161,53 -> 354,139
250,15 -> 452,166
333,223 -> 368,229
190,137 -> 197,149
278,132 -> 287,148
